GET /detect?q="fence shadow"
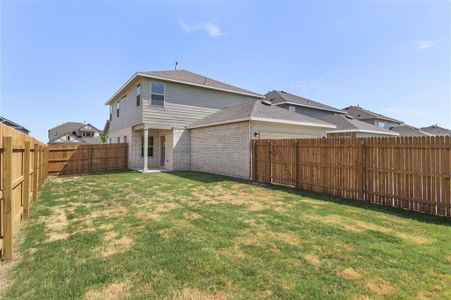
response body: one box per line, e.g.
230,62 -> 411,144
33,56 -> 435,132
251,181 -> 451,226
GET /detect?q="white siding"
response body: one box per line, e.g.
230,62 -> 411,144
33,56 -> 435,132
141,79 -> 259,128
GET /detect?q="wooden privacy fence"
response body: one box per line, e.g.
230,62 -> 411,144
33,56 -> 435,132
48,143 -> 128,175
252,136 -> 451,217
0,124 -> 48,260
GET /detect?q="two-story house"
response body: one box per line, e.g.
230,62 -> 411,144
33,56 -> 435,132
106,70 -> 335,177
48,122 -> 102,144
266,91 -> 398,137
343,105 -> 403,129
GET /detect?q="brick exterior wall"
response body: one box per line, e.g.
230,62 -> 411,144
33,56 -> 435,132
172,128 -> 191,170
191,122 -> 251,179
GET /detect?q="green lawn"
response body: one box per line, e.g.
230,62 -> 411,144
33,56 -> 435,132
2,171 -> 450,299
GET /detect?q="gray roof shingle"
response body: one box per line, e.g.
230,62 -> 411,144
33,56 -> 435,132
265,91 -> 345,114
139,70 -> 263,98
420,125 -> 451,136
316,114 -> 398,135
343,106 -> 403,124
389,124 -> 432,137
188,101 -> 335,129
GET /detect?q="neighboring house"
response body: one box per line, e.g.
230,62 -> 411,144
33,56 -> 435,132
0,116 -> 30,134
318,114 -> 398,137
48,122 -> 102,144
343,105 -> 403,129
420,125 -> 451,136
105,70 -> 335,177
265,91 -> 397,137
266,90 -> 345,118
389,124 -> 432,137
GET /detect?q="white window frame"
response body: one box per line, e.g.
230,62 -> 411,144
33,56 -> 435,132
151,82 -> 165,107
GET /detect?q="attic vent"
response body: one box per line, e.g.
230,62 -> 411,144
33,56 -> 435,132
345,115 -> 354,119
281,91 -> 287,94
261,100 -> 272,106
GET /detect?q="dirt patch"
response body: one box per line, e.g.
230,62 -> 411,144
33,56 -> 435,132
237,230 -> 299,247
137,210 -> 161,222
304,254 -> 321,268
219,248 -> 245,260
307,215 -> 430,244
159,228 -> 174,240
366,279 -> 395,296
184,212 -> 201,221
338,268 -> 361,280
95,231 -> 133,258
43,206 -> 69,243
84,282 -> 129,300
173,287 -> 228,300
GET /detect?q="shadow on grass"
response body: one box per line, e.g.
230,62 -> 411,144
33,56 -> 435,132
169,171 -> 451,226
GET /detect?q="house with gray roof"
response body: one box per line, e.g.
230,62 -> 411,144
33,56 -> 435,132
389,124 -> 432,137
343,105 -> 403,129
0,116 -> 30,134
48,122 -> 102,144
420,125 -> 451,136
106,70 -> 336,178
265,91 -> 398,137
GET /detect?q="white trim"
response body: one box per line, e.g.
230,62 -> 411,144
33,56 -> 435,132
326,129 -> 399,136
105,72 -> 263,105
273,101 -> 345,114
188,117 -> 336,129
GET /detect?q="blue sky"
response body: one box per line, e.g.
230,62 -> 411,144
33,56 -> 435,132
1,0 -> 450,141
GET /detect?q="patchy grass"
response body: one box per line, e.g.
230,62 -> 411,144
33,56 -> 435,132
2,171 -> 451,299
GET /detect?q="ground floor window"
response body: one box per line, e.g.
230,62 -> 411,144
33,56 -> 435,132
141,136 -> 154,157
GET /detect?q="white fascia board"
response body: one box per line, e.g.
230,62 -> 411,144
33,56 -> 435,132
326,129 -> 399,136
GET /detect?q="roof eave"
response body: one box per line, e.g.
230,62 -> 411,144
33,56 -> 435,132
326,129 -> 399,136
273,102 -> 345,114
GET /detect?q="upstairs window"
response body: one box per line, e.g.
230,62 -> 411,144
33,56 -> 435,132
151,83 -> 165,107
117,101 -> 120,117
109,105 -> 113,121
136,83 -> 141,106
378,121 -> 385,128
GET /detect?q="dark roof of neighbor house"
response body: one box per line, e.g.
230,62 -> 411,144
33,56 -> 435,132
106,70 -> 263,105
343,106 -> 403,124
188,101 -> 336,129
316,114 -> 398,136
389,124 -> 432,137
420,125 -> 451,136
265,91 -> 345,114
48,122 -> 101,143
0,116 -> 30,134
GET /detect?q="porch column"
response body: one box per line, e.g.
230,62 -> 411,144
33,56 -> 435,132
143,128 -> 148,172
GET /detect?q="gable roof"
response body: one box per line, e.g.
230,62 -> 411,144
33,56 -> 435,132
48,122 -> 101,143
316,114 -> 399,136
389,124 -> 432,137
420,125 -> 451,136
188,101 -> 336,129
106,70 -> 264,105
265,91 -> 345,114
0,116 -> 30,134
343,106 -> 403,124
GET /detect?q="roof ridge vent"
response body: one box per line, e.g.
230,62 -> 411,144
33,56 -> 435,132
345,115 -> 354,119
261,100 -> 272,106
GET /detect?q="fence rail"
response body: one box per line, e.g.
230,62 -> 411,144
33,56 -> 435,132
252,136 -> 451,217
0,124 -> 48,260
48,143 -> 128,175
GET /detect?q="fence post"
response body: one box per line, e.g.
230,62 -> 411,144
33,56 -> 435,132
295,140 -> 299,188
269,140 -> 272,183
358,140 -> 365,201
33,143 -> 38,201
2,137 -> 13,260
23,142 -> 31,219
